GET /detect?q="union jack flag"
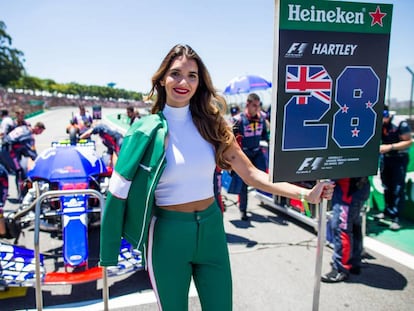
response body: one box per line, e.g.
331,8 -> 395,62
285,65 -> 332,105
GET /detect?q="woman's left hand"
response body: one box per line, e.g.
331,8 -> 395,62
306,181 -> 335,204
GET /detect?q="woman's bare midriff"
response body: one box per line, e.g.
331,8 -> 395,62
158,197 -> 215,212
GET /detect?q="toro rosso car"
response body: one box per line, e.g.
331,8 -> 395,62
0,140 -> 142,308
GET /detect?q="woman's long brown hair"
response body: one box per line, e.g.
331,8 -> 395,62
148,44 -> 235,169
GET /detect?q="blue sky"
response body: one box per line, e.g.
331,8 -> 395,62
1,0 -> 413,102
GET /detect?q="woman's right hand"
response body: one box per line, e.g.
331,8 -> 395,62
306,181 -> 335,204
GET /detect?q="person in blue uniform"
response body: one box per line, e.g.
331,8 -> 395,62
1,122 -> 45,201
0,163 -> 8,236
79,123 -> 123,168
322,177 -> 370,283
232,93 -> 269,220
376,107 -> 412,230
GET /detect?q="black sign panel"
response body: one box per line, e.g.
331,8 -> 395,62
272,0 -> 393,182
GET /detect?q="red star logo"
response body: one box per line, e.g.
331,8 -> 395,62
369,6 -> 387,27
365,100 -> 373,109
341,105 -> 349,113
352,127 -> 360,137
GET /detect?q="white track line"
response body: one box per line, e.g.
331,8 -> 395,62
364,236 -> 414,270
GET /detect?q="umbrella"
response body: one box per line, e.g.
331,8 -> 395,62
223,75 -> 272,95
28,146 -> 107,181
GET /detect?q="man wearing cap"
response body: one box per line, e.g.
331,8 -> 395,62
377,107 -> 412,230
227,104 -> 240,125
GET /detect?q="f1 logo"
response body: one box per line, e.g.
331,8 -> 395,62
285,43 -> 308,57
297,157 -> 324,171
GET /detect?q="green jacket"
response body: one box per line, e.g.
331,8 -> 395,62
99,112 -> 168,267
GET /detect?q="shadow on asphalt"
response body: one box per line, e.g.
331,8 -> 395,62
345,262 -> 407,290
254,204 -> 409,291
250,211 -> 289,225
228,209 -> 290,230
228,212 -> 289,229
229,219 -> 254,229
226,233 -> 258,248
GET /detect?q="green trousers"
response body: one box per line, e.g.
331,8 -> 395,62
148,202 -> 232,311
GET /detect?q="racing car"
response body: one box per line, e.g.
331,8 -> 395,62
0,139 -> 142,308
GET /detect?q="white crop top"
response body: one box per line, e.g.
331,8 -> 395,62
154,104 -> 216,206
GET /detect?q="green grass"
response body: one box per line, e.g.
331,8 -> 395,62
366,210 -> 414,255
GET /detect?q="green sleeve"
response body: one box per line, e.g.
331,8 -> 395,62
99,115 -> 162,266
99,192 -> 126,266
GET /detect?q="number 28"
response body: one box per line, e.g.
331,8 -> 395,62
282,65 -> 380,151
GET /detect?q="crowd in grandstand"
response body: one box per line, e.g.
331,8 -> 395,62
0,88 -> 147,118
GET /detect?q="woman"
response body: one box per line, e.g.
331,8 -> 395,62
100,44 -> 334,311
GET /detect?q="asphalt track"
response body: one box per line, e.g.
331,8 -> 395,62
1,107 -> 414,310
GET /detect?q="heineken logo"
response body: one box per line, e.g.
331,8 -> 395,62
287,4 -> 387,27
288,4 -> 364,24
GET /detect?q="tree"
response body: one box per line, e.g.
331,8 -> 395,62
0,21 -> 25,86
